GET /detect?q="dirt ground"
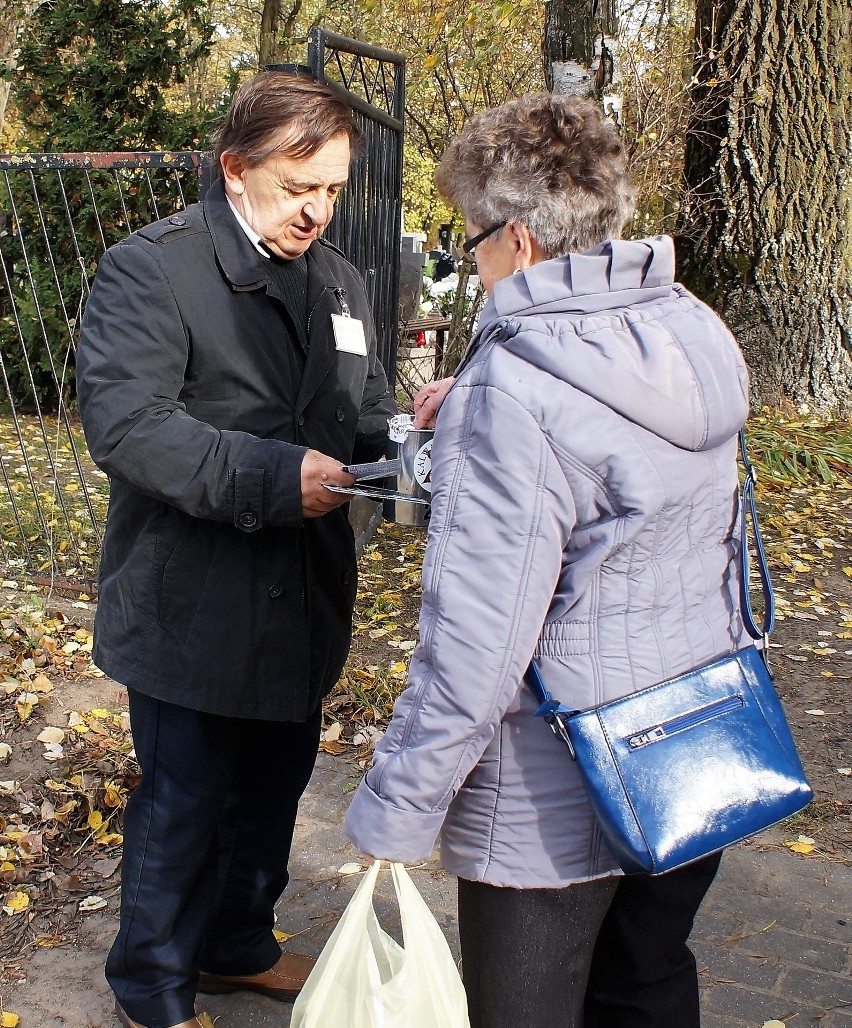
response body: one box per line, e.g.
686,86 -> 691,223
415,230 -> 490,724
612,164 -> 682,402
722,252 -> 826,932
1,512 -> 850,1025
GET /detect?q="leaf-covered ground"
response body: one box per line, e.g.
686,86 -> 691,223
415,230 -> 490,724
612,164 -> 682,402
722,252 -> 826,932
1,421 -> 850,1019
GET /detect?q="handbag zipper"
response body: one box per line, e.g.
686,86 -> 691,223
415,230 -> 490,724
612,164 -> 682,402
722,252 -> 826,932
627,694 -> 744,749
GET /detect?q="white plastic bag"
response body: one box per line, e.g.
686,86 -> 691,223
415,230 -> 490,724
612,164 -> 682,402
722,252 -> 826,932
290,860 -> 470,1028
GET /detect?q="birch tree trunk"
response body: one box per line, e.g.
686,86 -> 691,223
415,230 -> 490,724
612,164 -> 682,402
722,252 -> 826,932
679,0 -> 852,415
543,0 -> 621,121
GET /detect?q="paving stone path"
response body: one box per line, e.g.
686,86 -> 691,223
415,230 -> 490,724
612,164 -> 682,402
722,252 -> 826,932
6,753 -> 850,1027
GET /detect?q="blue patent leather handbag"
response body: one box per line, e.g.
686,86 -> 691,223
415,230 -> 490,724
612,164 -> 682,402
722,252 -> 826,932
525,432 -> 813,875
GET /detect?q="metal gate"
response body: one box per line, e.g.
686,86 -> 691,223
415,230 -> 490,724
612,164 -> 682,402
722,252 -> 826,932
306,28 -> 405,384
0,31 -> 405,588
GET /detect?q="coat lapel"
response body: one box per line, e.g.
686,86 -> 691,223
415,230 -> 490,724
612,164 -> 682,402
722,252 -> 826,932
297,242 -> 344,413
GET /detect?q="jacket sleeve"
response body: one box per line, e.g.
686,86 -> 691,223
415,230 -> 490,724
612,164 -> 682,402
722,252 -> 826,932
76,241 -> 305,531
345,373 -> 577,860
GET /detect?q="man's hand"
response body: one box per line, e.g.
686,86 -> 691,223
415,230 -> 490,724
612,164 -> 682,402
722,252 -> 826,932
413,377 -> 455,428
301,449 -> 357,518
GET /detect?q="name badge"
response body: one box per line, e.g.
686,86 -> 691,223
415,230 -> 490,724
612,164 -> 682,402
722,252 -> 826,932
332,314 -> 367,356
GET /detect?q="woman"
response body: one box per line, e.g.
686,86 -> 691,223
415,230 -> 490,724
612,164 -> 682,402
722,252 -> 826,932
346,94 -> 749,1028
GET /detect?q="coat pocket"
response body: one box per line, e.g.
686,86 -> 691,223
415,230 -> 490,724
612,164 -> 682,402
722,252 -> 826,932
157,517 -> 217,643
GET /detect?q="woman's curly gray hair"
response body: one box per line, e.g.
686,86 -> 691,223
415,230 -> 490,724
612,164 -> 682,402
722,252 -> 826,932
436,94 -> 635,258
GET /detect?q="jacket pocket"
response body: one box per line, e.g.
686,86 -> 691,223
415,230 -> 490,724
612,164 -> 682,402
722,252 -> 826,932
157,517 -> 217,643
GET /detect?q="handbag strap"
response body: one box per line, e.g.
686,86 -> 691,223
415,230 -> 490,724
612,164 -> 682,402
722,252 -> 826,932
525,428 -> 776,732
737,429 -> 775,644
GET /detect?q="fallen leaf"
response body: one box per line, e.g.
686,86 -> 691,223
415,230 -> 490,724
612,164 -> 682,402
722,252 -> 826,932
15,692 -> 38,720
804,709 -> 826,716
318,739 -> 348,755
321,722 -> 342,743
837,768 -> 852,777
3,891 -> 30,914
0,743 -> 11,763
37,726 -> 65,744
337,862 -> 363,875
273,928 -> 292,943
1,1012 -> 20,1027
78,894 -> 108,913
103,782 -> 124,808
197,1013 -> 216,1028
785,834 -> 816,854
762,1021 -> 786,1028
31,673 -> 53,693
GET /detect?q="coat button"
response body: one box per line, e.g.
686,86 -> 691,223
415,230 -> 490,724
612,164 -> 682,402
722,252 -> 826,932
268,584 -> 283,598
168,215 -> 187,226
238,511 -> 258,528
335,406 -> 345,422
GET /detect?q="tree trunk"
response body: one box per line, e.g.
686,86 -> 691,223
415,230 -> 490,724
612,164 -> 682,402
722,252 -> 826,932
259,0 -> 307,69
543,0 -> 621,120
0,0 -> 43,137
679,0 -> 852,416
259,0 -> 283,68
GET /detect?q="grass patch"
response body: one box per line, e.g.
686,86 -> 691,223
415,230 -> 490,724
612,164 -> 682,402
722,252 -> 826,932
747,410 -> 852,488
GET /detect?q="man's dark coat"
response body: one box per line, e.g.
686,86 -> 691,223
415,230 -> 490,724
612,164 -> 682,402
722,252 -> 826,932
76,179 -> 395,721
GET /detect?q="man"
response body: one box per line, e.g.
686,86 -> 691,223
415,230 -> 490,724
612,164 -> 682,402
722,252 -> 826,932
76,70 -> 395,1028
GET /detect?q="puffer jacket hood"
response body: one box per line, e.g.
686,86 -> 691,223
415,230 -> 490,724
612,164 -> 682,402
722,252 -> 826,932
476,235 -> 749,451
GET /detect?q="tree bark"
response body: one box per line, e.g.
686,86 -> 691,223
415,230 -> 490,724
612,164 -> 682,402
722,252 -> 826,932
259,0 -> 283,68
679,0 -> 852,416
0,0 -> 43,137
543,0 -> 621,120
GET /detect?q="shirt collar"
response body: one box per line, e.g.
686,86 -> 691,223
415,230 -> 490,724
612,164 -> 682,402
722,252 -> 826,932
226,194 -> 271,259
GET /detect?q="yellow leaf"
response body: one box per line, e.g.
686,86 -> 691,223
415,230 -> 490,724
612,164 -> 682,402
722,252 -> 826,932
197,1013 -> 216,1028
273,929 -> 292,942
96,833 -> 123,847
1,1012 -> 20,1027
785,839 -> 815,854
31,673 -> 53,693
1,862 -> 15,873
103,783 -> 124,808
15,698 -> 35,721
3,891 -> 30,913
88,811 -> 104,831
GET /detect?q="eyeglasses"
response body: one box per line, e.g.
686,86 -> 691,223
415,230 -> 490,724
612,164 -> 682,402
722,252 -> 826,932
461,221 -> 506,259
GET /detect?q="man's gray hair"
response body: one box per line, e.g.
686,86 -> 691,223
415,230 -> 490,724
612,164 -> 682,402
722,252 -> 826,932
436,94 -> 635,259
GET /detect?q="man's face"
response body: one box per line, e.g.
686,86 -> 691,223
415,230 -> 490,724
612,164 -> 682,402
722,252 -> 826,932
221,132 -> 351,260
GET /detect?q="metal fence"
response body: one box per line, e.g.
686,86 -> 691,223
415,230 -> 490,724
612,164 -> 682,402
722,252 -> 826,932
0,32 -> 405,589
0,153 -> 205,591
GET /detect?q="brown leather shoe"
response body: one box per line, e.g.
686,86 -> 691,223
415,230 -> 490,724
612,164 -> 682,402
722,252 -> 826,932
197,950 -> 316,1002
114,1000 -> 204,1028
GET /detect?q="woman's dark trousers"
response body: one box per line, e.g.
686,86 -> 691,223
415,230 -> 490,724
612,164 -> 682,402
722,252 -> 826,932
105,689 -> 322,1028
458,852 -> 721,1028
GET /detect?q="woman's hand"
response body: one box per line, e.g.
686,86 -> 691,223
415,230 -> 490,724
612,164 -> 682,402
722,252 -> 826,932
413,377 -> 455,428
